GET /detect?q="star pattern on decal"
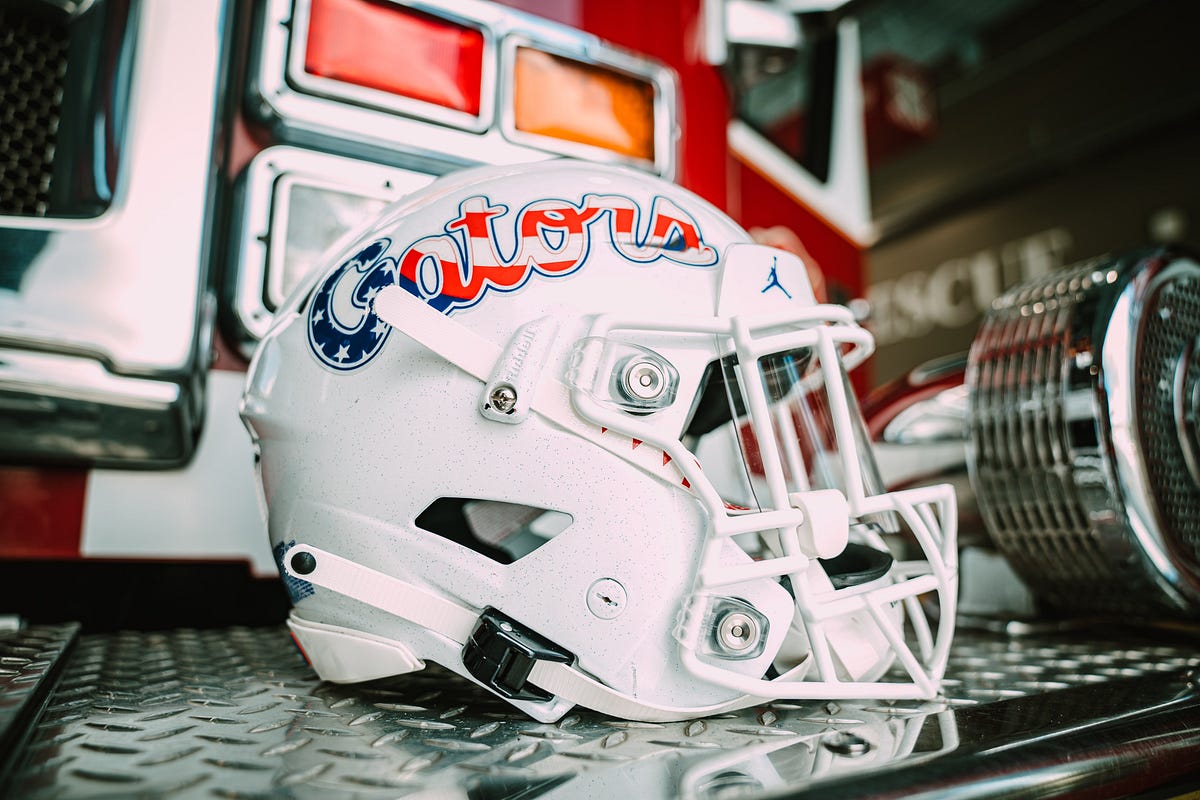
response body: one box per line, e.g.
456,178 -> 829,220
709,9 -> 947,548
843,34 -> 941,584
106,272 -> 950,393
307,239 -> 401,371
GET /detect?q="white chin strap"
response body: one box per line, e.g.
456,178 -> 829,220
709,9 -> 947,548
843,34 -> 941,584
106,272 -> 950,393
282,543 -> 766,722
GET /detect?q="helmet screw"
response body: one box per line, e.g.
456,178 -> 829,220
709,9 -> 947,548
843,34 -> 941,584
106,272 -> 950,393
586,578 -> 628,619
622,359 -> 667,401
290,551 -> 316,575
716,611 -> 759,653
489,384 -> 517,414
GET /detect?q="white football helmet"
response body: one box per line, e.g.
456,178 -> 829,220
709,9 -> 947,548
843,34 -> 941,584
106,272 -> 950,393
241,160 -> 957,723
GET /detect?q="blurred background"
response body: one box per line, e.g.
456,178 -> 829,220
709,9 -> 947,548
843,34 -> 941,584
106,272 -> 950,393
2,4 -> 1199,795
854,0 -> 1199,385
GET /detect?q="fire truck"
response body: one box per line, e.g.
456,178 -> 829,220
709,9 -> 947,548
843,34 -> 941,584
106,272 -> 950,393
0,0 -> 867,597
0,0 -> 1196,796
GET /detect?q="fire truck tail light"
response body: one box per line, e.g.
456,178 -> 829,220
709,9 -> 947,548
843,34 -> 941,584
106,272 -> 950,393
304,0 -> 484,116
513,46 -> 656,162
271,182 -> 391,307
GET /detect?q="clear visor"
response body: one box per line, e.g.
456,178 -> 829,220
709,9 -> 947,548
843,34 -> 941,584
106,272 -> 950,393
697,340 -> 893,531
567,321 -> 890,525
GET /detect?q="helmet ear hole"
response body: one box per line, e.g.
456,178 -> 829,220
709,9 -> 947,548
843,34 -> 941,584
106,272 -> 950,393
415,498 -> 573,564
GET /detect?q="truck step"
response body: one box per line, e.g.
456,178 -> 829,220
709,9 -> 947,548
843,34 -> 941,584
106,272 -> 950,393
2,625 -> 1197,798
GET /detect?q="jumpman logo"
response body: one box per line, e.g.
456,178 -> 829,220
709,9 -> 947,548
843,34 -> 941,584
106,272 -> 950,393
762,256 -> 791,299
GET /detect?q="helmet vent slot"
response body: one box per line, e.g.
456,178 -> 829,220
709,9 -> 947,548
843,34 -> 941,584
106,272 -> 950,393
415,498 -> 573,564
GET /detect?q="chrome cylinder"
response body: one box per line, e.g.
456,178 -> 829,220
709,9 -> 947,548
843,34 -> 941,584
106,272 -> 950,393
967,248 -> 1200,616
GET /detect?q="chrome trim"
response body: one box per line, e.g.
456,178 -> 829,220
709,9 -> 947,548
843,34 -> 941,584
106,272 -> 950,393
967,251 -> 1200,615
497,34 -> 677,178
723,0 -> 802,50
286,0 -> 497,134
229,146 -> 435,351
250,0 -> 676,176
0,0 -> 224,465
82,370 -> 278,574
29,0 -> 97,12
0,347 -> 187,464
881,384 -> 968,445
252,0 -> 545,171
1102,258 -> 1200,610
0,0 -> 135,218
1175,336 -> 1200,486
0,349 -> 177,407
726,19 -> 873,245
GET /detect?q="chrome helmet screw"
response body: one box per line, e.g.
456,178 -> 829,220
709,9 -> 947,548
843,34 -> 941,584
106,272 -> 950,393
716,611 -> 759,653
489,384 -> 517,414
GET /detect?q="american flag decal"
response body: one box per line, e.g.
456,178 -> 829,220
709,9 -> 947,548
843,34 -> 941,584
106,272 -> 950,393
308,239 -> 396,372
308,192 -> 718,372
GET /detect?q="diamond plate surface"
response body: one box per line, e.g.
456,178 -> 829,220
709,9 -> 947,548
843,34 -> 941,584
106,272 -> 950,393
4,626 -> 1197,799
0,624 -> 77,772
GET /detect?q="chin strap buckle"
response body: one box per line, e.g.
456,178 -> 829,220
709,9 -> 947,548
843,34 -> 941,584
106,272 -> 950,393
462,608 -> 574,702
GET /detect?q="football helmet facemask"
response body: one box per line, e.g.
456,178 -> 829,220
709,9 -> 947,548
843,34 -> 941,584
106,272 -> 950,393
242,161 -> 957,723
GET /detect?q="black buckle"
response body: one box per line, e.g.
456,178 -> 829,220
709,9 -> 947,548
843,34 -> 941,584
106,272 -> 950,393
462,608 -> 574,702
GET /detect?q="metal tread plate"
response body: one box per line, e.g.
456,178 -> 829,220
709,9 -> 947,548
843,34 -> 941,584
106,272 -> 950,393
0,623 -> 77,784
4,625 -> 1198,799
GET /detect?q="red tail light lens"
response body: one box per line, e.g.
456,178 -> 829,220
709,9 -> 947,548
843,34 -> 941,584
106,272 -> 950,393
305,0 -> 484,116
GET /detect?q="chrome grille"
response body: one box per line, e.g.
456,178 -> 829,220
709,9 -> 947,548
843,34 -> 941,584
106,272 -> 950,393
969,261 -> 1122,601
1136,270 -> 1200,567
0,6 -> 69,217
967,251 -> 1200,616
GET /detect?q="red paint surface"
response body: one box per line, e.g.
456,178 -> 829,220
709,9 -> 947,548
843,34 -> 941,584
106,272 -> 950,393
306,0 -> 486,115
861,370 -> 965,440
211,327 -> 250,373
728,153 -> 869,390
582,1 -> 728,207
491,0 -> 868,305
495,0 -> 868,385
726,153 -> 864,300
225,111 -> 272,184
0,467 -> 86,558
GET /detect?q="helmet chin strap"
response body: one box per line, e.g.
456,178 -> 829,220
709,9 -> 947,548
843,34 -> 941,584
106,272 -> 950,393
281,543 -> 766,722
